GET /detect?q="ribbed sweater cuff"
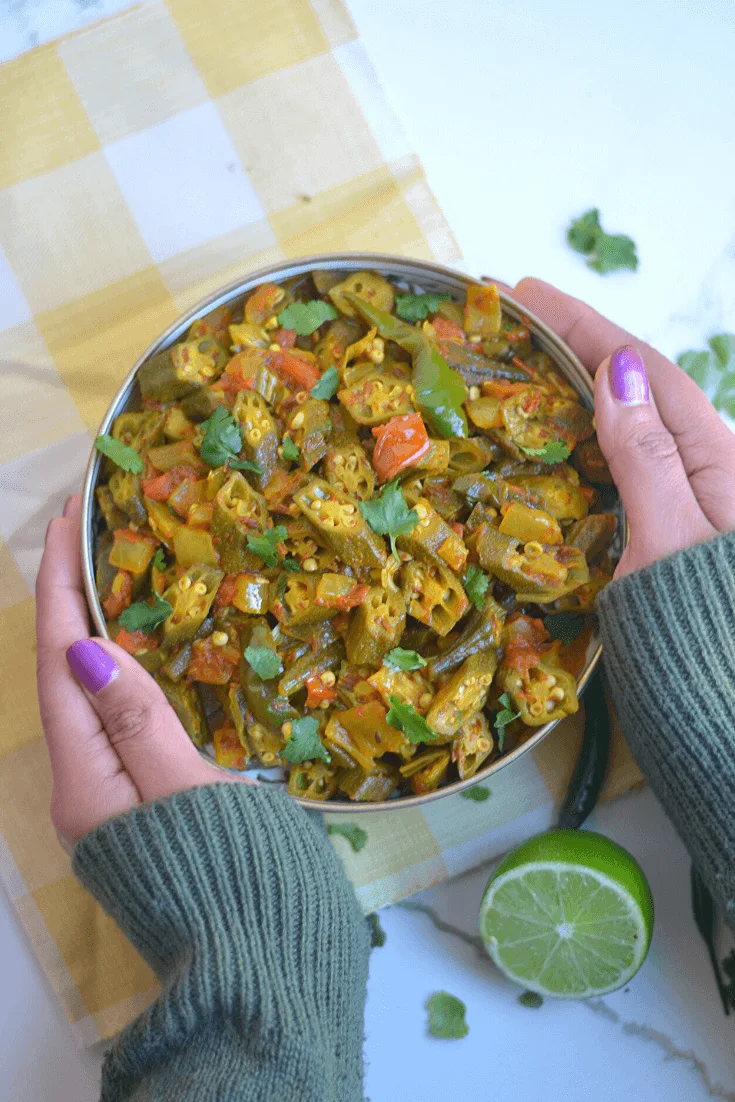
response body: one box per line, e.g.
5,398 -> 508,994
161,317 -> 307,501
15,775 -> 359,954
73,784 -> 369,1100
598,531 -> 735,925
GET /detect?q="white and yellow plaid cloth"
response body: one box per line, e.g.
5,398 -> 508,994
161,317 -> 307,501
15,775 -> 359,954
0,0 -> 642,1045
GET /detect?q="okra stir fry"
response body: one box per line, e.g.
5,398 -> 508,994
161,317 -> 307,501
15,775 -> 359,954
93,269 -> 618,802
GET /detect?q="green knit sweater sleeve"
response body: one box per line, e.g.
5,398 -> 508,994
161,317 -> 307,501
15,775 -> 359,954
598,531 -> 735,930
72,784 -> 370,1102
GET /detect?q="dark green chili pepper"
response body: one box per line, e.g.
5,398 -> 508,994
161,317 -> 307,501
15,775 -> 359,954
557,665 -> 610,830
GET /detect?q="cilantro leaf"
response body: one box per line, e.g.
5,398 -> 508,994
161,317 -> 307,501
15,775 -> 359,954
463,564 -> 489,611
244,645 -> 282,681
386,696 -> 438,744
567,209 -> 639,275
199,406 -> 242,467
151,548 -> 166,572
384,647 -> 427,672
367,912 -> 386,948
118,593 -> 173,632
229,458 -> 264,474
282,715 -> 331,764
546,613 -> 585,646
95,434 -> 144,474
494,692 -> 520,752
281,435 -> 300,462
395,292 -> 451,323
277,300 -> 338,336
460,785 -> 490,802
519,441 -> 571,464
247,525 -> 288,568
359,480 -> 419,558
518,990 -> 544,1008
327,823 -> 368,853
678,334 -> 735,417
310,365 -> 340,400
426,992 -> 469,1039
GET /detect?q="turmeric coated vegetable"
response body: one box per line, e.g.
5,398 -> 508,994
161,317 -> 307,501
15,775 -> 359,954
93,268 -> 617,801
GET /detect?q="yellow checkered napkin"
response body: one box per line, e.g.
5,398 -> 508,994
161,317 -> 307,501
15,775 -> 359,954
0,0 -> 642,1045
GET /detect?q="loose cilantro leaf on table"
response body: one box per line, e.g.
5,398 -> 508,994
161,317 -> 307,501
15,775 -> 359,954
384,647 -> 427,672
518,990 -> 544,1009
229,458 -> 264,474
395,292 -> 451,322
567,208 -> 639,275
247,525 -> 288,568
244,646 -> 282,681
546,613 -> 586,646
493,692 -> 520,752
327,823 -> 368,853
519,441 -> 571,464
199,406 -> 242,467
367,913 -> 386,948
460,785 -> 490,803
463,564 -> 489,611
426,992 -> 469,1039
386,696 -> 438,744
119,593 -> 173,632
678,334 -> 735,418
281,435 -> 300,462
282,716 -> 331,764
151,548 -> 167,572
310,365 -> 340,400
360,480 -> 419,558
278,300 -> 338,336
95,434 -> 143,474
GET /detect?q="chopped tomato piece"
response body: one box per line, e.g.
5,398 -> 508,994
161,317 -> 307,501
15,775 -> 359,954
273,349 -> 321,392
305,675 -> 338,709
214,574 -> 238,611
432,317 -> 466,344
219,351 -> 257,398
212,725 -> 248,770
102,569 -> 133,618
371,412 -> 431,482
273,327 -> 297,349
187,636 -> 240,684
115,628 -> 159,655
141,465 -> 198,502
245,282 -> 284,324
480,380 -> 529,400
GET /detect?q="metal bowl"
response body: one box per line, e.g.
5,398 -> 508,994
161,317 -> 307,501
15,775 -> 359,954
81,253 -> 624,813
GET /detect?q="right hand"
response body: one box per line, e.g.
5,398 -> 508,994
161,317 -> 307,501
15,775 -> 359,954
510,278 -> 735,578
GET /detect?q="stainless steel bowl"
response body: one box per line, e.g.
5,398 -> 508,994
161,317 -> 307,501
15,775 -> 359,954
81,253 -> 624,813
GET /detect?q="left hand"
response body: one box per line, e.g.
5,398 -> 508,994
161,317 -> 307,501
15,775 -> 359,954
36,495 -> 251,849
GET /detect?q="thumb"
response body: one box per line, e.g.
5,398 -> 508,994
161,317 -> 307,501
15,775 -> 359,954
594,345 -> 716,576
65,638 -> 251,801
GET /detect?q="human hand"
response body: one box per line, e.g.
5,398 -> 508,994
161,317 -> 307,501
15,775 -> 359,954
36,495 -> 252,848
510,278 -> 735,578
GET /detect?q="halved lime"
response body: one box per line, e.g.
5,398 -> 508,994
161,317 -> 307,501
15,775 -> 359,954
479,829 -> 654,998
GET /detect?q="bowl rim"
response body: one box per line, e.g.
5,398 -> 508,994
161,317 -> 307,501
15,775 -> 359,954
81,251 -> 617,814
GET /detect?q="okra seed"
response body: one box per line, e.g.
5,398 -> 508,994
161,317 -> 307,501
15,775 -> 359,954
262,752 -> 276,764
211,631 -> 229,647
193,582 -> 208,595
524,541 -> 544,559
335,455 -> 345,467
477,737 -> 491,753
281,722 -> 293,737
342,503 -> 356,514
319,700 -> 331,710
418,692 -> 433,709
296,391 -> 308,404
468,385 -> 481,400
250,429 -> 262,443
178,576 -> 192,591
291,411 -> 305,429
320,671 -> 336,686
546,674 -> 557,687
549,687 -> 565,702
265,315 -> 279,330
529,701 -> 544,716
414,503 -> 428,519
302,557 -> 318,572
269,343 -> 281,352
201,365 -> 216,378
545,700 -> 555,712
468,333 -> 481,344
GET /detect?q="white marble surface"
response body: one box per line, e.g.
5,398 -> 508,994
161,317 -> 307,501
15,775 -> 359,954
2,1 -> 735,1099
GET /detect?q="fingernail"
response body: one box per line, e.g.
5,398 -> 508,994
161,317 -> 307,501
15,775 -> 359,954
66,639 -> 119,694
610,346 -> 650,406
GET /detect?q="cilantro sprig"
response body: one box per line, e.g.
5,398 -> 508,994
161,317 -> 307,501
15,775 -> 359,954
395,292 -> 451,323
247,525 -> 288,568
384,648 -> 427,672
567,208 -> 638,275
494,692 -> 520,752
281,435 -> 300,462
199,406 -> 242,467
678,334 -> 735,417
151,548 -> 167,572
426,992 -> 469,1039
95,434 -> 143,474
327,823 -> 368,853
278,300 -> 338,336
360,480 -> 419,558
244,646 -> 282,681
282,716 -> 331,764
386,696 -> 437,744
460,785 -> 490,803
119,593 -> 173,633
519,441 -> 571,464
229,458 -> 264,474
463,564 -> 489,611
310,365 -> 340,400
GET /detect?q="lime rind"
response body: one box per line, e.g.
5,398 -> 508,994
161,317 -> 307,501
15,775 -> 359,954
479,859 -> 652,999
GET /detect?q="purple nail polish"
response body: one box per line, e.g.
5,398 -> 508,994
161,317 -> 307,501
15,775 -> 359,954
66,639 -> 119,694
610,346 -> 650,406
